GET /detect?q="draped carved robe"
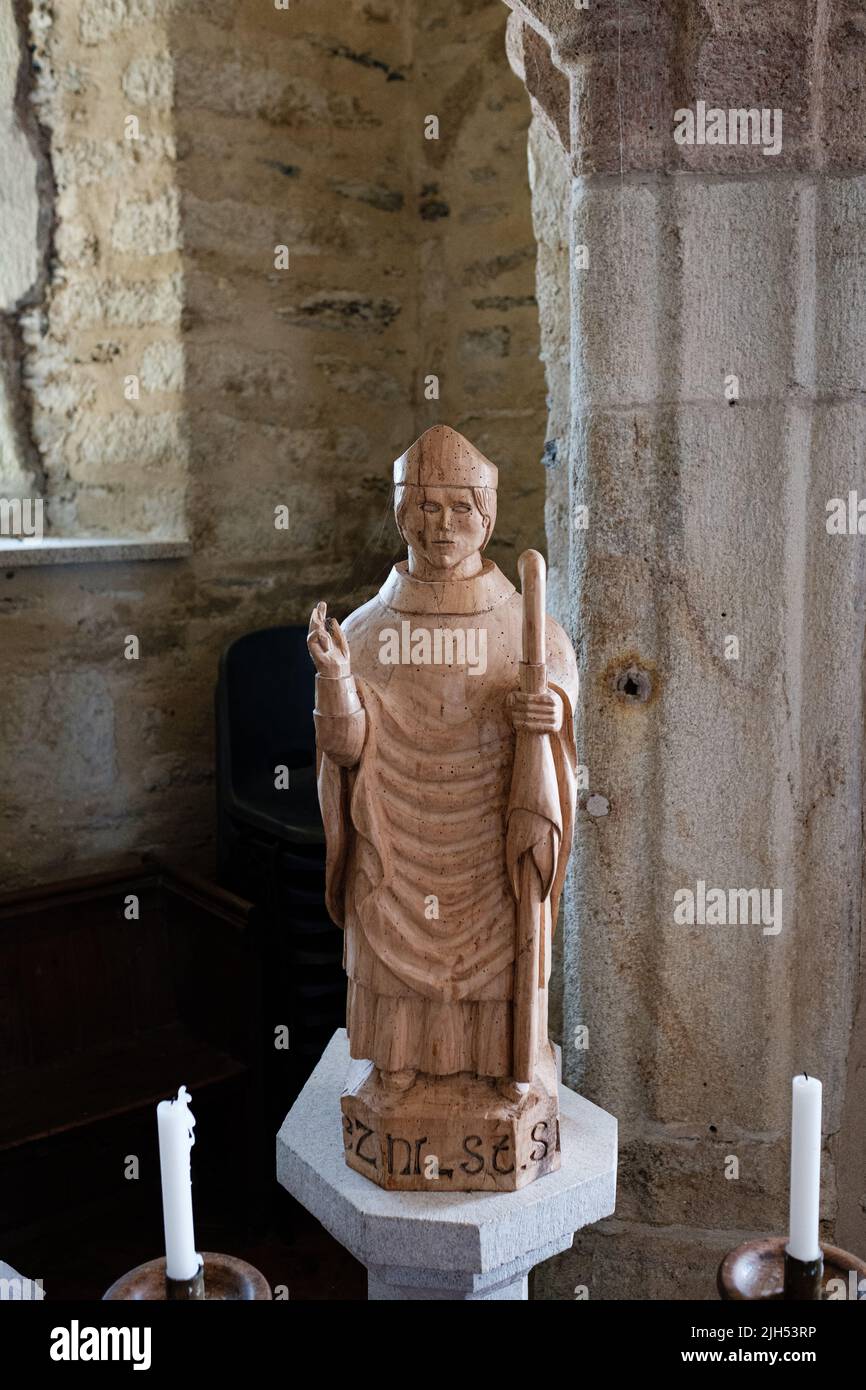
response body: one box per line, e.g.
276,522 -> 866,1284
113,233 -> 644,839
314,559 -> 578,1079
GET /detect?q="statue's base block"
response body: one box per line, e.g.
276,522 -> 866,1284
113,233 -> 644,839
277,1029 -> 618,1300
341,1045 -> 560,1191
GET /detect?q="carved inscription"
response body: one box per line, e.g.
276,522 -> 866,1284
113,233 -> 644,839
343,1113 -> 378,1169
343,1115 -> 554,1182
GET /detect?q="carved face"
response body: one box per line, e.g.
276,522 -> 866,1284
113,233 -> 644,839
398,486 -> 491,571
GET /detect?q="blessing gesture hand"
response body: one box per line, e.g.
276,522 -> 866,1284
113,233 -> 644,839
307,601 -> 351,678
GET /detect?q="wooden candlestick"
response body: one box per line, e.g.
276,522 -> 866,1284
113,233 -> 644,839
103,1253 -> 271,1301
718,1237 -> 866,1301
166,1260 -> 205,1300
782,1249 -> 823,1301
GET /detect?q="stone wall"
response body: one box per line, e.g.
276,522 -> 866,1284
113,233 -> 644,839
10,0 -> 188,536
0,0 -> 47,505
505,0 -> 866,1301
0,0 -> 547,888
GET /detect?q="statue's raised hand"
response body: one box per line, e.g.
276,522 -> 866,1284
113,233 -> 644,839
308,601 -> 351,678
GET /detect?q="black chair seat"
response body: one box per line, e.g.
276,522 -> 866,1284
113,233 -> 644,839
217,625 -> 324,848
216,623 -> 347,1107
229,803 -> 324,847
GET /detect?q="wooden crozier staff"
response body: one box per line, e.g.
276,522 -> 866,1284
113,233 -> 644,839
506,549 -> 563,1089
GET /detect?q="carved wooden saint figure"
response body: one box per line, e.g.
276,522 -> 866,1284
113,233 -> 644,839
308,425 -> 578,1190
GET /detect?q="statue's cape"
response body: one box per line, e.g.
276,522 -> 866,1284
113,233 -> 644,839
317,560 -> 578,1002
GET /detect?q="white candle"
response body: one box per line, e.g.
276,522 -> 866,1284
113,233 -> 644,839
157,1085 -> 201,1281
787,1073 -> 822,1263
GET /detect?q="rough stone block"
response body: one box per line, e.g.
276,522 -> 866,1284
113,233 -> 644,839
815,178 -> 866,393
111,189 -> 181,256
513,0 -> 832,174
614,1128 -> 792,1232
571,180 -> 671,407
78,0 -> 234,47
122,54 -> 174,109
313,353 -> 402,403
54,138 -> 175,190
51,273 -> 183,329
520,22 -> 569,152
823,10 -> 866,171
70,411 -> 185,482
676,180 -> 797,400
1,670 -> 116,798
533,1219 -> 737,1302
0,0 -> 41,308
141,340 -> 184,393
341,1045 -> 561,1192
571,179 -> 799,407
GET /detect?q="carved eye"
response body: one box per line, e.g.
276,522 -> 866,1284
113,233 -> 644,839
420,502 -> 441,513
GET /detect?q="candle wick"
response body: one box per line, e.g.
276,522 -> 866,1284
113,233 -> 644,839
803,1071 -> 809,1080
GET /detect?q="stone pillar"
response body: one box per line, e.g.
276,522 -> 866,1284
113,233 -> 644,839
504,0 -> 866,1299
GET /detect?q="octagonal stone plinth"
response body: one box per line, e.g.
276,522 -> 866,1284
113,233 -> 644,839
277,1030 -> 617,1300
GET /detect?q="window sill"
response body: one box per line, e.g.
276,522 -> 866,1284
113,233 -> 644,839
0,537 -> 192,568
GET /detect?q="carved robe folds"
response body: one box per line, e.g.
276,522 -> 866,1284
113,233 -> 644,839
314,558 -> 578,1190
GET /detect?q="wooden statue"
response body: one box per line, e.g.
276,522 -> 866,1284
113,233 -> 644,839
307,425 -> 578,1191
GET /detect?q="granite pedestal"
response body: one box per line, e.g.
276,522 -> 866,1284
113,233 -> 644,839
276,1030 -> 617,1300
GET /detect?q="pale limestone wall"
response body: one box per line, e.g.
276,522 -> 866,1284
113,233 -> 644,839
0,1 -> 546,887
408,0 -> 548,565
505,0 -> 866,1300
0,0 -> 45,503
22,0 -> 188,536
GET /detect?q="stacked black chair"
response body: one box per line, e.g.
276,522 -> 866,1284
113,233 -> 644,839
216,626 -> 346,1127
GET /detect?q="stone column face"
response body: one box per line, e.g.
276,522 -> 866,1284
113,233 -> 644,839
505,0 -> 866,1299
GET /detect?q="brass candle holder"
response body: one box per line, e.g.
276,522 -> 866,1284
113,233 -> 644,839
103,1253 -> 271,1301
718,1237 -> 866,1301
